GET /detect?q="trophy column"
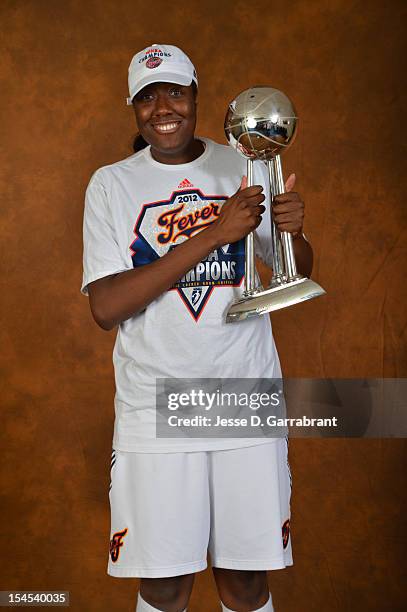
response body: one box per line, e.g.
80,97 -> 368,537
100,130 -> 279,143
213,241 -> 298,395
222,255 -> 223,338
244,158 -> 263,296
266,158 -> 285,286
270,155 -> 301,282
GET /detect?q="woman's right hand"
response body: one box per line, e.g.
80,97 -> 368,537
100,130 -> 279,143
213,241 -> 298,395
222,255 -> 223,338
209,176 -> 266,247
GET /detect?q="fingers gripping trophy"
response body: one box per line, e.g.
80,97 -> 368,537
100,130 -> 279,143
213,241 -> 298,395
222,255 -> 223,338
224,86 -> 326,323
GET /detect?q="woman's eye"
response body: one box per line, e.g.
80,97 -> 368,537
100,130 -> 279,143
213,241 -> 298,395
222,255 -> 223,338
170,88 -> 183,96
136,92 -> 154,102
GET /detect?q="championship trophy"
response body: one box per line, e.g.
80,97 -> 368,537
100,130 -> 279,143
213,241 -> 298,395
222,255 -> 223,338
224,86 -> 326,323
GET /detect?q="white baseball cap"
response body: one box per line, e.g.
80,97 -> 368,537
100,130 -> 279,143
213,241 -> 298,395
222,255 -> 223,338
127,43 -> 198,105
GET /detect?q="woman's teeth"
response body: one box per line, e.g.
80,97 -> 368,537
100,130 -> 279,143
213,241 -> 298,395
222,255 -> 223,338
153,122 -> 180,133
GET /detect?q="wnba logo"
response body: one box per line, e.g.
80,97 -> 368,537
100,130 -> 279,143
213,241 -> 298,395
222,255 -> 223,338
110,528 -> 128,562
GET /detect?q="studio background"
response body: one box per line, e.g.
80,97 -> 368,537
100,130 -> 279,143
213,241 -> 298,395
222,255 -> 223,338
1,0 -> 406,610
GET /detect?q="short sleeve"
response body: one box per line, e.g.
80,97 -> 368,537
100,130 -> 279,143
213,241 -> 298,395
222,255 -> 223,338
253,161 -> 274,268
81,172 -> 131,296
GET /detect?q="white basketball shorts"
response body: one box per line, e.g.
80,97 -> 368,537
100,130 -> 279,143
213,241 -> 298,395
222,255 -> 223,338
107,438 -> 293,578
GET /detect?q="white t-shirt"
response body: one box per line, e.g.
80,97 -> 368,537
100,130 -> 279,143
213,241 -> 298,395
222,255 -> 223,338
81,137 -> 283,452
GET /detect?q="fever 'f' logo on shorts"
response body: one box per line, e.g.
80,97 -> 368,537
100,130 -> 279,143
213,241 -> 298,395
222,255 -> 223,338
282,519 -> 290,549
109,528 -> 128,562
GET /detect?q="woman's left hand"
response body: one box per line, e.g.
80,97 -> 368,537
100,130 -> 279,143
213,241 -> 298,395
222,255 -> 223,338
272,173 -> 304,237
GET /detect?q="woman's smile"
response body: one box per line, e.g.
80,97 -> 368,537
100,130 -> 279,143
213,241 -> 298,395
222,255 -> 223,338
150,120 -> 182,134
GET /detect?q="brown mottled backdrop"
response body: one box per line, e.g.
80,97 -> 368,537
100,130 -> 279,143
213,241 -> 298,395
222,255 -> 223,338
1,0 -> 406,610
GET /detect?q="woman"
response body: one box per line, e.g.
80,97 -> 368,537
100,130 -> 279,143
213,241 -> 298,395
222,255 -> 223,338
81,43 -> 312,612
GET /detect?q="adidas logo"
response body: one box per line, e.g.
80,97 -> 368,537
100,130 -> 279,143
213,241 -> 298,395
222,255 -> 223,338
178,178 -> 194,189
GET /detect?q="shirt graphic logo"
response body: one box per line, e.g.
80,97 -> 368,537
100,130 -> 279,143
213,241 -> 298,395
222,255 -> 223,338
109,528 -> 128,562
192,287 -> 202,306
130,188 -> 245,321
178,178 -> 194,189
157,200 -> 220,243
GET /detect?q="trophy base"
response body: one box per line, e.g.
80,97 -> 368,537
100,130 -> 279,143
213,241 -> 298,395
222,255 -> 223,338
226,277 -> 326,323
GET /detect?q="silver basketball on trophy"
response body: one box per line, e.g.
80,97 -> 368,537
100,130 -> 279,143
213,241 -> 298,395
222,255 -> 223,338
224,86 -> 298,160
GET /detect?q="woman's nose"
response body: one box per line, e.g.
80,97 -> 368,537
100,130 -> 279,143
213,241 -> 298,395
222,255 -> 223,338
153,93 -> 172,116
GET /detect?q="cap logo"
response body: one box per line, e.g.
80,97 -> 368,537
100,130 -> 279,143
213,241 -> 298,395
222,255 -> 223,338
138,49 -> 172,64
146,56 -> 162,69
